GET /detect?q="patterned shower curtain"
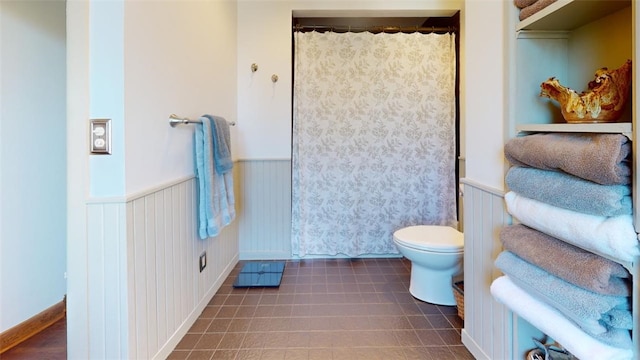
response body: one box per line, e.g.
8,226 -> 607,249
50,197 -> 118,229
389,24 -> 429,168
292,31 -> 457,257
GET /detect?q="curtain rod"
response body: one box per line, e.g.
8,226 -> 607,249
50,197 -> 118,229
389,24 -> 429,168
292,24 -> 456,34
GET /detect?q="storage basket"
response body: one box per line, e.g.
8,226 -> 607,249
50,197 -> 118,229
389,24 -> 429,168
453,281 -> 464,320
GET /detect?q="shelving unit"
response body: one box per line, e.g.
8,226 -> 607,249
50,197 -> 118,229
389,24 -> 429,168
506,0 -> 637,358
516,123 -> 633,139
516,0 -> 630,31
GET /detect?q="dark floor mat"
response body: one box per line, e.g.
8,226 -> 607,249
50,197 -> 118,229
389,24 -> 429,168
233,261 -> 285,288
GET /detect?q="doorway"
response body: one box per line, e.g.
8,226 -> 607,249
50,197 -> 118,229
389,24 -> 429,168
0,0 -> 68,355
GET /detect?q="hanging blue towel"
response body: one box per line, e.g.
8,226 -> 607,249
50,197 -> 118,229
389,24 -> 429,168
195,115 -> 235,239
202,114 -> 233,174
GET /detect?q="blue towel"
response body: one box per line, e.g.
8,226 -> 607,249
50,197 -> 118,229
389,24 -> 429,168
195,116 -> 235,239
495,251 -> 632,348
506,166 -> 632,216
202,114 -> 233,174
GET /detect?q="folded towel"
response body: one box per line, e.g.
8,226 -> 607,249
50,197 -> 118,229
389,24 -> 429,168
195,116 -> 236,239
495,251 -> 632,340
504,192 -> 640,263
519,0 -> 558,20
514,0 -> 537,9
504,133 -> 631,185
506,166 -> 632,216
490,276 -> 634,359
202,114 -> 233,174
501,224 -> 631,296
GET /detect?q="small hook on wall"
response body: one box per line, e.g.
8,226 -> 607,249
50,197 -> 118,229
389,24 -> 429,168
271,74 -> 279,83
251,63 -> 258,73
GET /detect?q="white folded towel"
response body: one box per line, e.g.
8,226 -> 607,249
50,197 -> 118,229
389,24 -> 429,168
490,276 -> 634,360
504,192 -> 639,263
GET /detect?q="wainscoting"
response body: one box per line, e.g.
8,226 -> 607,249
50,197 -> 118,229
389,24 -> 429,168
236,160 -> 291,260
86,175 -> 239,360
459,179 -> 512,360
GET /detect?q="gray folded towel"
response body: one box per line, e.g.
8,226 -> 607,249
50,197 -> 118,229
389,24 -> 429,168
500,224 -> 631,296
504,133 -> 631,185
514,0 -> 538,9
506,166 -> 632,216
518,0 -> 558,20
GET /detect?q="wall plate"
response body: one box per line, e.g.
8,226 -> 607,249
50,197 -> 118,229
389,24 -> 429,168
90,118 -> 111,154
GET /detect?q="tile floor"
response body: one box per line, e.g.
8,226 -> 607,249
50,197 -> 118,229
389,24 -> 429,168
168,258 -> 474,360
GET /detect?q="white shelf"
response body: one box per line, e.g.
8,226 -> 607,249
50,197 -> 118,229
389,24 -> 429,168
516,122 -> 632,138
516,0 -> 631,31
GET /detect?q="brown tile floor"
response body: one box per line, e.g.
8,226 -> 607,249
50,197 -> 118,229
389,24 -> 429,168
169,258 -> 474,360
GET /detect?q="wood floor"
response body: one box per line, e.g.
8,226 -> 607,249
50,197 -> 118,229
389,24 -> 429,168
1,316 -> 66,360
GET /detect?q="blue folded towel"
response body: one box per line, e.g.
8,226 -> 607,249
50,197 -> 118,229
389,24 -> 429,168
506,166 -> 632,216
195,116 -> 235,239
495,251 -> 632,348
202,114 -> 233,174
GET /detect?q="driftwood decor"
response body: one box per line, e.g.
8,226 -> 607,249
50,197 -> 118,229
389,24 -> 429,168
540,60 -> 632,123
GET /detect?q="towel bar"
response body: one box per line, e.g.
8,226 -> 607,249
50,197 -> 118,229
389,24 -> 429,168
169,114 -> 236,127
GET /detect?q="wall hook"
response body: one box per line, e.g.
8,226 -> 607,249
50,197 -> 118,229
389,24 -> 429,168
251,63 -> 258,72
271,74 -> 279,83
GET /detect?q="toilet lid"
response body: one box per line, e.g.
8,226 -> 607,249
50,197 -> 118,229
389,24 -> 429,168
393,225 -> 464,253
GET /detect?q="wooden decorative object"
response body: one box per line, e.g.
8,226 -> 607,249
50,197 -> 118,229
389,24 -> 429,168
540,59 -> 632,123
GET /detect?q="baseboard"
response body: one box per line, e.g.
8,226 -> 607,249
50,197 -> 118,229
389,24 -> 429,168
0,296 -> 66,354
461,329 -> 492,360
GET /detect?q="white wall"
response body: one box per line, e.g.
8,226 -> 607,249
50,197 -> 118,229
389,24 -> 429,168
0,0 -> 67,332
124,0 -> 238,196
461,0 -> 507,190
87,1 -> 239,198
236,0 -> 463,160
88,0 -> 125,198
67,0 -> 239,358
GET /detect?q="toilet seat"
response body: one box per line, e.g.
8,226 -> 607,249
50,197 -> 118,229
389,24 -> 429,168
393,225 -> 463,253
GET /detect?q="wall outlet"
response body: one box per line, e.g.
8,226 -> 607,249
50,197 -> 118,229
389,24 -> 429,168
90,118 -> 111,154
199,252 -> 207,272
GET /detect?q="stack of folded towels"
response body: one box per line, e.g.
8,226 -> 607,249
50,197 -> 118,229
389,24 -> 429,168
514,0 -> 557,21
491,132 -> 639,358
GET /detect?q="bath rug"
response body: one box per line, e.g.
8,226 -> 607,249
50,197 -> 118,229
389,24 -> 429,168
233,261 -> 285,288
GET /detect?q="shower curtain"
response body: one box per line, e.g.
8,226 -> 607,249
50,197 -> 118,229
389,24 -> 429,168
292,30 -> 457,257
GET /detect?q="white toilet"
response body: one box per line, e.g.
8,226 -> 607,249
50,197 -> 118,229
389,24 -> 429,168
393,225 -> 464,306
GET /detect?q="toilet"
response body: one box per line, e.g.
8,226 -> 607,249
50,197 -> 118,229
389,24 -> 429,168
393,225 -> 464,306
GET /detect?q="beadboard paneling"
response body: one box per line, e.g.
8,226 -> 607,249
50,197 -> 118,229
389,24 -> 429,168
236,160 -> 291,259
87,176 -> 239,360
459,179 -> 512,360
87,201 -> 128,359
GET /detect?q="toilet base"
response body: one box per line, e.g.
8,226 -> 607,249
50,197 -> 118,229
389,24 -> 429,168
408,264 -> 458,306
